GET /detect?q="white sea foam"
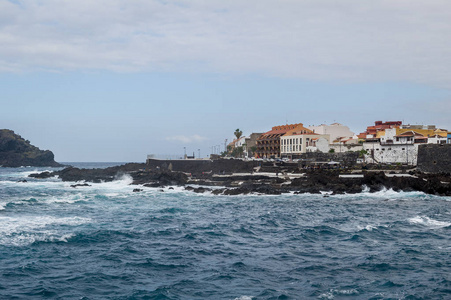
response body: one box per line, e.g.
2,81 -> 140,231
357,224 -> 378,232
45,193 -> 88,204
86,174 -> 134,191
318,292 -> 334,299
408,216 -> 451,228
0,215 -> 91,246
234,296 -> 254,300
332,289 -> 359,296
330,186 -> 433,201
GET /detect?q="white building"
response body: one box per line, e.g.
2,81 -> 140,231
363,142 -> 418,165
234,136 -> 247,148
308,123 -> 355,143
364,129 -> 427,165
280,133 -> 330,157
428,134 -> 447,144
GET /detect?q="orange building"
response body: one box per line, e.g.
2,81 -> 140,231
256,123 -> 312,158
358,121 -> 402,139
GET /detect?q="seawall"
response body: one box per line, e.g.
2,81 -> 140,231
417,144 -> 451,173
146,159 -> 261,174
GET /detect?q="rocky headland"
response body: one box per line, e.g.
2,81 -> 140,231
28,161 -> 451,196
0,129 -> 62,167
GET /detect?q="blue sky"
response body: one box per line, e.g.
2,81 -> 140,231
1,1 -> 451,162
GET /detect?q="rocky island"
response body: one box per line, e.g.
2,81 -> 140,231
0,129 -> 62,167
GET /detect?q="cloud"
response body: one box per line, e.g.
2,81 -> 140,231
166,134 -> 207,144
2,1 -> 451,87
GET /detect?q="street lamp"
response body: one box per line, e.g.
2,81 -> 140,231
198,149 -> 200,158
183,147 -> 186,159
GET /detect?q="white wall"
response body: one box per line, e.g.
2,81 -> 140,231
330,143 -> 363,153
281,134 -> 330,155
363,143 -> 418,165
316,137 -> 330,153
308,123 -> 354,142
428,136 -> 447,144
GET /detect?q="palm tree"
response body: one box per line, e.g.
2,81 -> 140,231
234,129 -> 243,140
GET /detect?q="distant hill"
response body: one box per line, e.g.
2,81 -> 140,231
0,129 -> 62,167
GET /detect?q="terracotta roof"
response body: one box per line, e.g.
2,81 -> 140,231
395,131 -> 425,137
259,123 -> 309,139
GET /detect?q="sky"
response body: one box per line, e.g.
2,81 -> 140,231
1,0 -> 451,162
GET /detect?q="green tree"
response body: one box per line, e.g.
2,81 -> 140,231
250,146 -> 257,155
358,149 -> 368,158
234,129 -> 243,140
231,146 -> 244,158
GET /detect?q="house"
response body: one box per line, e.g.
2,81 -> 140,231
363,126 -> 448,165
227,136 -> 247,157
448,132 -> 451,144
329,136 -> 363,153
428,134 -> 447,145
308,123 -> 355,143
280,128 -> 329,158
244,133 -> 262,157
256,123 -> 310,158
358,121 -> 402,139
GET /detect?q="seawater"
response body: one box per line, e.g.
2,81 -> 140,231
0,164 -> 450,299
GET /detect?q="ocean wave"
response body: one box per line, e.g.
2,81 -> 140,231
318,288 -> 359,299
0,215 -> 92,246
357,224 -> 379,232
2,232 -> 76,247
408,216 -> 451,228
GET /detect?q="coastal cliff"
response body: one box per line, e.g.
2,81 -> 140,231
0,129 -> 62,167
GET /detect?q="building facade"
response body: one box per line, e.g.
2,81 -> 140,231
244,133 -> 263,157
256,123 -> 311,158
364,128 -> 430,165
308,123 -> 355,143
358,121 -> 402,139
280,132 -> 330,157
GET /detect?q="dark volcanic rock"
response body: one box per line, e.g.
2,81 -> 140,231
53,163 -> 146,183
0,129 -> 62,167
26,158 -> 451,196
29,171 -> 53,179
70,183 -> 91,188
131,170 -> 188,186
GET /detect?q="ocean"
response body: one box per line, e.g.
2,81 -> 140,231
0,163 -> 450,299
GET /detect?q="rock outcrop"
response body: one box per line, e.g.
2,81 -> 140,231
28,161 -> 451,196
0,129 -> 62,167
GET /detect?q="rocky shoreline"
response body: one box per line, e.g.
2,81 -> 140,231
28,162 -> 451,196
